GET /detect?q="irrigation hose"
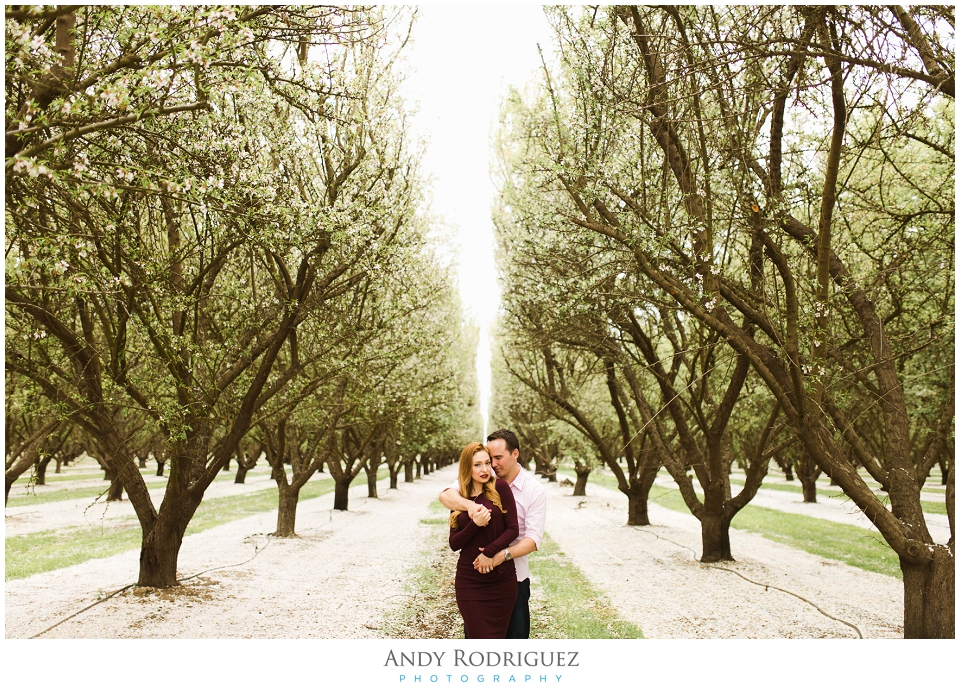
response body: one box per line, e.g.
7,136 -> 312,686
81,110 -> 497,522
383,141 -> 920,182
29,532 -> 273,639
630,524 -> 864,639
29,581 -> 138,640
28,494 -> 368,639
707,563 -> 864,639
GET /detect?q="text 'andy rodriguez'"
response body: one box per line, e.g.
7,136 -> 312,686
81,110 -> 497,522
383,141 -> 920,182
384,650 -> 580,667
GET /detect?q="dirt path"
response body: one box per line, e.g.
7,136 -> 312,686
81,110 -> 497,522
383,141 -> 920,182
6,475 -> 443,638
382,520 -> 464,639
545,480 -> 903,638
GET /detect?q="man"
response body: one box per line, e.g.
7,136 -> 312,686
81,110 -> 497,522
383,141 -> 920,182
439,429 -> 546,639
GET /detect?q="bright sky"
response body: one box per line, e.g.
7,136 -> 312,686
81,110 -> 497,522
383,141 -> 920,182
403,5 -> 555,436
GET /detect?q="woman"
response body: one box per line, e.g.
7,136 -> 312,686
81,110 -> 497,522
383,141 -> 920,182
449,442 -> 519,639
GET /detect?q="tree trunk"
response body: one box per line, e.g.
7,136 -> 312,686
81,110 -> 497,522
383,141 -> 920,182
156,458 -> 165,476
5,443 -> 42,504
404,459 -> 415,483
700,512 -> 733,562
58,446 -> 82,469
333,480 -> 349,510
389,466 -> 399,489
534,455 -> 549,477
624,461 -> 660,525
233,451 -> 254,484
35,455 -> 52,485
796,453 -> 820,502
106,470 -> 124,501
233,442 -> 258,484
627,490 -> 650,526
901,545 -> 955,638
366,466 -> 379,499
234,465 -> 249,484
573,469 -> 590,496
138,515 -> 183,587
416,461 -> 423,479
274,485 -> 300,537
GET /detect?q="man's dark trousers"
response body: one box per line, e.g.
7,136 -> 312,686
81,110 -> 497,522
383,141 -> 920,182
505,578 -> 531,639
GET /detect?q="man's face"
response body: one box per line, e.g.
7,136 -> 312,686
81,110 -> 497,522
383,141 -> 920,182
487,438 -> 519,480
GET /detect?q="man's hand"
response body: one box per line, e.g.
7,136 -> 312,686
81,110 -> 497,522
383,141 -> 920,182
473,548 -> 503,574
469,505 -> 491,527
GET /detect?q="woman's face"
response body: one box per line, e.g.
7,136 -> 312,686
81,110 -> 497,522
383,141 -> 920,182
471,450 -> 493,487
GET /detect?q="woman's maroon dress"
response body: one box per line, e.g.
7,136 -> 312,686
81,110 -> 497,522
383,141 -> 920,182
449,478 -> 519,639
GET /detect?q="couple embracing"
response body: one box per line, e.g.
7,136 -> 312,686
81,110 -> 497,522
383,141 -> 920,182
439,430 -> 547,639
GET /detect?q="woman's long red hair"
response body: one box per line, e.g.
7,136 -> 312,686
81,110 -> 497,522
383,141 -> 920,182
449,442 -> 505,529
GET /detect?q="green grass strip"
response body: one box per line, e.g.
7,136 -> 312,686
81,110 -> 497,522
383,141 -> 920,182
729,481 -> 948,516
385,503 -> 642,639
24,471 -> 122,483
530,534 -> 643,639
6,471 -> 382,581
6,524 -> 145,582
730,505 -> 902,578
13,468 -> 194,484
648,487 -> 903,579
816,490 -> 948,517
563,469 -> 902,579
919,499 -> 949,515
8,470 -> 273,506
7,479 -> 170,507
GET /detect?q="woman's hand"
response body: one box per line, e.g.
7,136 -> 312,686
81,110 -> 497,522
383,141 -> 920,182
473,549 -> 500,574
470,505 -> 491,527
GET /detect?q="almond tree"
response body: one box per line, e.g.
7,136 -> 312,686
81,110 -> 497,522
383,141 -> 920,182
495,85 -> 789,542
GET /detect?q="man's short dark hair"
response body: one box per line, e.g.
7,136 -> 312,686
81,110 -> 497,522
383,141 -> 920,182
486,429 -> 520,453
